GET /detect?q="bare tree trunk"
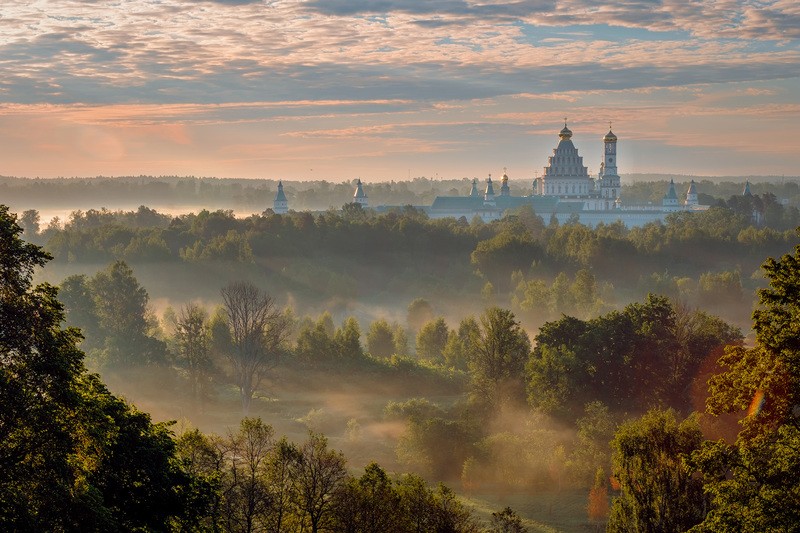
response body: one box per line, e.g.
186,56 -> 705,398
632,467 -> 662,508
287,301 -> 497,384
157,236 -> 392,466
221,281 -> 290,414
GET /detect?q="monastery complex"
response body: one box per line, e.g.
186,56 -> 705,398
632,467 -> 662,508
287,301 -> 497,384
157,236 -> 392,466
275,123 -> 710,228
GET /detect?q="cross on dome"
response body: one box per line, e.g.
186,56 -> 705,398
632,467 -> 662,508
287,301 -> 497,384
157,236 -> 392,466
559,118 -> 573,140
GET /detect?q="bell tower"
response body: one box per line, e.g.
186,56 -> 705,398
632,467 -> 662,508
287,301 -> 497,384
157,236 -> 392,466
603,125 -> 618,176
598,124 -> 621,209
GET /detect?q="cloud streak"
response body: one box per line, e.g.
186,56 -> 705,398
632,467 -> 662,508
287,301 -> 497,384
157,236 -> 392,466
0,0 -> 797,179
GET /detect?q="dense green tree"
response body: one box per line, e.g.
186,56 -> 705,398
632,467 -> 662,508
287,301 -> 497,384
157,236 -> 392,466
416,317 -> 449,362
527,295 -> 741,420
175,304 -> 214,405
0,205 -> 85,529
468,307 -> 531,410
608,409 -> 706,533
89,260 -> 168,367
296,320 -> 338,364
569,401 -> 617,486
441,316 -> 479,370
471,229 -> 544,291
59,274 -> 102,353
317,311 -> 335,338
0,205 -> 207,530
334,316 -> 364,359
333,462 -> 402,533
692,236 -> 800,531
366,318 -> 396,358
18,209 -> 40,240
393,323 -> 410,357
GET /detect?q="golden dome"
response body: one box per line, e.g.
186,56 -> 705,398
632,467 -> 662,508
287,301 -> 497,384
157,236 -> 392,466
603,129 -> 617,142
559,122 -> 573,140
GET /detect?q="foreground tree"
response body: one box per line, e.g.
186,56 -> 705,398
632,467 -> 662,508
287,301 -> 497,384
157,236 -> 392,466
221,281 -> 291,413
693,235 -> 800,530
607,409 -> 706,532
333,462 -> 402,533
291,432 -> 347,533
0,205 -> 205,529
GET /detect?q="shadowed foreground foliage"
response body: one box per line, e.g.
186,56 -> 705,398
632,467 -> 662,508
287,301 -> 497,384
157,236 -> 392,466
0,203 -> 505,533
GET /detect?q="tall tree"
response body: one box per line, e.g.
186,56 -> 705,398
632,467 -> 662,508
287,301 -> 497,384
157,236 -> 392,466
292,432 -> 347,533
59,274 -> 102,353
333,462 -> 402,533
335,316 -> 364,359
18,209 -> 40,240
220,281 -> 290,413
468,307 -> 531,410
175,304 -> 213,406
366,319 -> 396,358
693,236 -> 800,531
0,205 -> 206,530
416,317 -> 449,362
89,260 -> 167,367
221,418 -> 275,533
607,409 -> 705,532
0,205 -> 82,528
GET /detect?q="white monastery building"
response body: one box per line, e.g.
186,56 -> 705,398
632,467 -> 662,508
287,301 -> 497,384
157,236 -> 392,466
420,122 -> 708,227
274,123 -> 710,227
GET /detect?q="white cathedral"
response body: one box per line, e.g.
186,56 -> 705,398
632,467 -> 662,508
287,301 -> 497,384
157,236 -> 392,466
276,122 -> 709,228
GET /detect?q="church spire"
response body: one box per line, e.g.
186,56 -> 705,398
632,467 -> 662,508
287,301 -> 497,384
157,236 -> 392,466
353,178 -> 368,207
469,178 -> 479,197
484,174 -> 496,206
273,180 -> 288,214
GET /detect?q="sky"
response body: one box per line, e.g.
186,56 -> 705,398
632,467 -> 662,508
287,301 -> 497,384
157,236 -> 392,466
0,0 -> 799,182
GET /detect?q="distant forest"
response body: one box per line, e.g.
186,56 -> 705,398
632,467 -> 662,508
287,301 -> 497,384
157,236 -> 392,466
2,174 -> 800,213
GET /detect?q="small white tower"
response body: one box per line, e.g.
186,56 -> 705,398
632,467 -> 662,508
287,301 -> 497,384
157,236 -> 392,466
743,180 -> 752,196
273,180 -> 288,214
353,178 -> 368,207
484,174 -> 496,206
469,178 -> 479,197
685,180 -> 698,207
662,179 -> 680,208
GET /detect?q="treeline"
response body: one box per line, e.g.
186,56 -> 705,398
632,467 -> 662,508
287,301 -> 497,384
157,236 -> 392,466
4,175 -> 800,214
1,175 -> 479,212
18,198 -> 798,326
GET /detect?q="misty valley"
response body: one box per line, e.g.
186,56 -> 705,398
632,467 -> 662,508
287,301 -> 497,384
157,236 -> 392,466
2,176 -> 800,532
